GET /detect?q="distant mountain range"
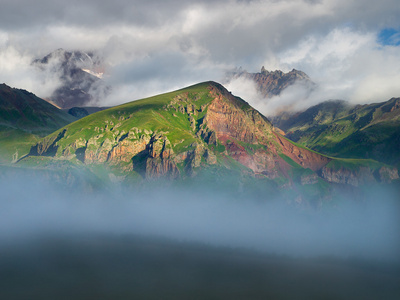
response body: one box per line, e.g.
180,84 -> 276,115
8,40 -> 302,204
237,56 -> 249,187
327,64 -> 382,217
33,48 -> 109,109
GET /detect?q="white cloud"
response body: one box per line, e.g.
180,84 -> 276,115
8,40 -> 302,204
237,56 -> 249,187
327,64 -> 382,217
227,27 -> 400,115
282,28 -> 400,104
0,45 -> 62,98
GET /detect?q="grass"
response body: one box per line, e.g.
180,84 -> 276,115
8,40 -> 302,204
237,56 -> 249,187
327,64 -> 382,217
282,98 -> 400,166
0,126 -> 39,163
37,82 -> 218,158
325,157 -> 382,172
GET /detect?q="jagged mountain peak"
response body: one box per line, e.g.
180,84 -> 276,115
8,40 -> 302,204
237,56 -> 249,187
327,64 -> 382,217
34,48 -> 94,68
32,48 -> 109,109
260,66 -> 310,79
227,66 -> 314,99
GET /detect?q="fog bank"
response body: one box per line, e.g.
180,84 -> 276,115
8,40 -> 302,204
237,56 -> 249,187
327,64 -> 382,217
0,174 -> 399,263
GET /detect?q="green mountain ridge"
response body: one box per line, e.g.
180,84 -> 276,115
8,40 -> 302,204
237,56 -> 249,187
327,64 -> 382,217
14,81 -> 397,205
271,98 -> 400,167
0,83 -> 77,162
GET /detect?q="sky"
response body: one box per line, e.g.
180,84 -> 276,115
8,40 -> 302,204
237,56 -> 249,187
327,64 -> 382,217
0,0 -> 400,113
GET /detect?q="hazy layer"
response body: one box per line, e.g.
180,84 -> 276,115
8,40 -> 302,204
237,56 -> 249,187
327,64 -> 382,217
0,174 -> 399,263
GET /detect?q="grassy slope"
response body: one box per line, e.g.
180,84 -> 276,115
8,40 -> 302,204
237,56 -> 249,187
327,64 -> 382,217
31,82 -> 391,174
0,84 -> 76,134
0,84 -> 77,163
279,98 -> 400,166
46,82 -> 215,155
7,81 -> 397,205
0,126 -> 39,163
22,81 -> 290,192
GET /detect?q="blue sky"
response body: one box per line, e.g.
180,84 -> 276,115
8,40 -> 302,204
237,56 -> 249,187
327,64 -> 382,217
378,28 -> 400,46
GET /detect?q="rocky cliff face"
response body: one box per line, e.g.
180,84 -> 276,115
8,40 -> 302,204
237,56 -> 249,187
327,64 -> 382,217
196,84 -> 331,179
320,165 -> 399,187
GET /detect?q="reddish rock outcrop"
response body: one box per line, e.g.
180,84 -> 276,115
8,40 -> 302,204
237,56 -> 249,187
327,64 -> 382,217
202,84 -> 330,178
204,85 -> 273,145
273,133 -> 331,171
108,138 -> 149,163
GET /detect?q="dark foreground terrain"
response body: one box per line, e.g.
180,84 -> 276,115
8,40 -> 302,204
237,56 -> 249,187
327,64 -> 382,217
0,234 -> 399,300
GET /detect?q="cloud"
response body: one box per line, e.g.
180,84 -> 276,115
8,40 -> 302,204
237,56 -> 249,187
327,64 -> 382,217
102,51 -> 226,106
227,27 -> 400,115
280,27 -> 400,104
0,0 -> 399,108
0,45 -> 62,98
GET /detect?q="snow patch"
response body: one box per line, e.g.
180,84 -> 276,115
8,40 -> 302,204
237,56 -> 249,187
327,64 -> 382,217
82,68 -> 103,79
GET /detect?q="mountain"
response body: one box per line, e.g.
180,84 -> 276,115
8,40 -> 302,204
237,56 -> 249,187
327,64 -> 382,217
226,67 -> 314,98
271,98 -> 400,167
0,83 -> 77,162
0,83 -> 76,133
64,106 -> 111,119
33,49 -> 109,108
23,81 -> 398,203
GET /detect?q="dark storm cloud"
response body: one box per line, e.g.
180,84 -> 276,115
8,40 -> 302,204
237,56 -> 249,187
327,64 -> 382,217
0,0 -> 188,29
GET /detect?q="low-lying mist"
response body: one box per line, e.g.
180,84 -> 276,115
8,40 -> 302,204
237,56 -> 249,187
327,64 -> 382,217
1,173 -> 399,264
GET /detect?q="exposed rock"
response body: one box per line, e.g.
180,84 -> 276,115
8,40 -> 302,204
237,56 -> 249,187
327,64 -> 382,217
376,166 -> 399,183
108,137 -> 149,164
226,67 -> 314,99
189,114 -> 196,131
85,138 -> 113,163
185,143 -> 205,174
204,87 -> 273,145
148,135 -> 165,158
300,173 -> 319,185
148,134 -> 174,159
201,84 -> 330,178
273,133 -> 331,171
204,149 -> 217,165
320,166 -> 376,186
33,49 -> 109,108
197,128 -> 217,145
146,158 -> 179,179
